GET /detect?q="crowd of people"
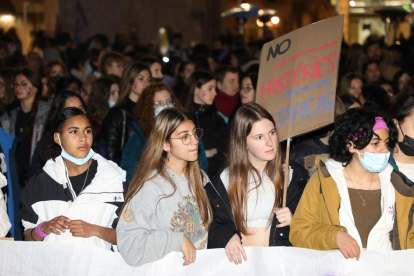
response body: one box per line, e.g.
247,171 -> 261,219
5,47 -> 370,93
1,25 -> 414,267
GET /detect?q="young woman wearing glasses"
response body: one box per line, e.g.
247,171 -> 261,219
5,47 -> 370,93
120,83 -> 207,182
117,108 -> 212,267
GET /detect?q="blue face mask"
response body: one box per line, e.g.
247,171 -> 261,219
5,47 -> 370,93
356,150 -> 390,173
85,64 -> 93,75
57,134 -> 95,165
109,101 -> 116,108
155,105 -> 174,117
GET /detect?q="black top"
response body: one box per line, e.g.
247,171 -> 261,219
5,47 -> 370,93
15,108 -> 33,187
192,103 -> 229,177
69,160 -> 98,196
123,98 -> 135,116
290,134 -> 330,169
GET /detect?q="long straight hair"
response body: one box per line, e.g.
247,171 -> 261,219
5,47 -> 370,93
122,108 -> 212,228
228,103 -> 284,236
181,71 -> 215,114
116,62 -> 150,108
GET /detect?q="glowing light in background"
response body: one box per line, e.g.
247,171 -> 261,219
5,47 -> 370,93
240,3 -> 251,9
349,1 -> 356,7
162,57 -> 169,63
256,19 -> 264,27
271,16 -> 280,25
0,15 -> 14,22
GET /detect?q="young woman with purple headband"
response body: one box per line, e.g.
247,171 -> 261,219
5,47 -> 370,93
290,108 -> 414,260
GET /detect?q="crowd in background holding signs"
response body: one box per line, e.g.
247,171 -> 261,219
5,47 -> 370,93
1,25 -> 414,268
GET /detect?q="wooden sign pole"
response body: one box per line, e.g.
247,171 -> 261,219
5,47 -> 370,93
282,137 -> 291,208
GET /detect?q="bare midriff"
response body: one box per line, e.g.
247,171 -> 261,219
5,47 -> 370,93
241,227 -> 271,247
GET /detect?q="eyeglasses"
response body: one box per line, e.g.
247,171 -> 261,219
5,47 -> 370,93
154,99 -> 175,108
168,128 -> 203,145
240,86 -> 254,93
12,82 -> 29,89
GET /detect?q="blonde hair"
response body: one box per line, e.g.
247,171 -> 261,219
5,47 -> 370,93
122,108 -> 212,228
228,103 -> 284,236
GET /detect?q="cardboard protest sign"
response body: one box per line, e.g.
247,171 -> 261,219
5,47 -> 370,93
256,15 -> 344,141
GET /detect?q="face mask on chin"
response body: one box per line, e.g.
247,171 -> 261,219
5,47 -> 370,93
57,134 -> 95,165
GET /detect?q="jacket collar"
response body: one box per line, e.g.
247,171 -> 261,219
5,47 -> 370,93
389,153 -> 414,197
43,153 -> 126,195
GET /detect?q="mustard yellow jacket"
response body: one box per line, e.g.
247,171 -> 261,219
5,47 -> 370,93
289,159 -> 414,250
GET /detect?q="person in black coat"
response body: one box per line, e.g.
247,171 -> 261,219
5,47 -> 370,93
205,103 -> 309,264
101,62 -> 150,164
181,71 -> 229,177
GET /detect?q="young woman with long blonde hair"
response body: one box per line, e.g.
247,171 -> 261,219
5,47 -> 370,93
117,108 -> 212,267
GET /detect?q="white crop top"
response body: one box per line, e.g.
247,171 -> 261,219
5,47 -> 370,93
221,169 -> 276,228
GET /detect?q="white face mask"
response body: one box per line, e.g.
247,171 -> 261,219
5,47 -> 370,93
155,105 -> 174,117
356,150 -> 390,173
57,134 -> 95,165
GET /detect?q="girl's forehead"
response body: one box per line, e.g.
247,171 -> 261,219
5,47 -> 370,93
372,128 -> 389,139
62,115 -> 90,128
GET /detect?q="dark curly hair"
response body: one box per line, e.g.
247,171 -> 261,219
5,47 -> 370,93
329,108 -> 397,165
134,83 -> 181,137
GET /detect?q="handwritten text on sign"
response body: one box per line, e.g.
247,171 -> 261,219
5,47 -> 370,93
256,15 -> 344,141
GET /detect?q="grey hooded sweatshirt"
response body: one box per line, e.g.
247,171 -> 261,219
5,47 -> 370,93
117,168 -> 209,267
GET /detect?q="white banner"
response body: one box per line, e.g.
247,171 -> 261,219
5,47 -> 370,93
0,241 -> 412,275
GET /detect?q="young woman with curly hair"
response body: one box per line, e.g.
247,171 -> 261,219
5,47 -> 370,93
290,108 -> 414,260
120,83 -> 208,181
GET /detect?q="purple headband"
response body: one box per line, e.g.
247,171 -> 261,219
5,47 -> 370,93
373,117 -> 389,132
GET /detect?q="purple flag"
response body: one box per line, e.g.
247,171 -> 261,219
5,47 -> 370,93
75,1 -> 88,44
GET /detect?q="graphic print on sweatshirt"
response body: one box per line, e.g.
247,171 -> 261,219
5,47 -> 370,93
170,195 -> 207,249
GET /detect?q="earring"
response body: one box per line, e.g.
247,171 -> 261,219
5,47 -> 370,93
167,152 -> 170,162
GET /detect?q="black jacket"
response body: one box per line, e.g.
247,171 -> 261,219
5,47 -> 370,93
206,162 -> 308,248
192,104 -> 229,177
101,98 -> 136,165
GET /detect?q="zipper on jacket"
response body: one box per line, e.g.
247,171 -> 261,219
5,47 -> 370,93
62,161 -> 77,201
209,182 -> 239,232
